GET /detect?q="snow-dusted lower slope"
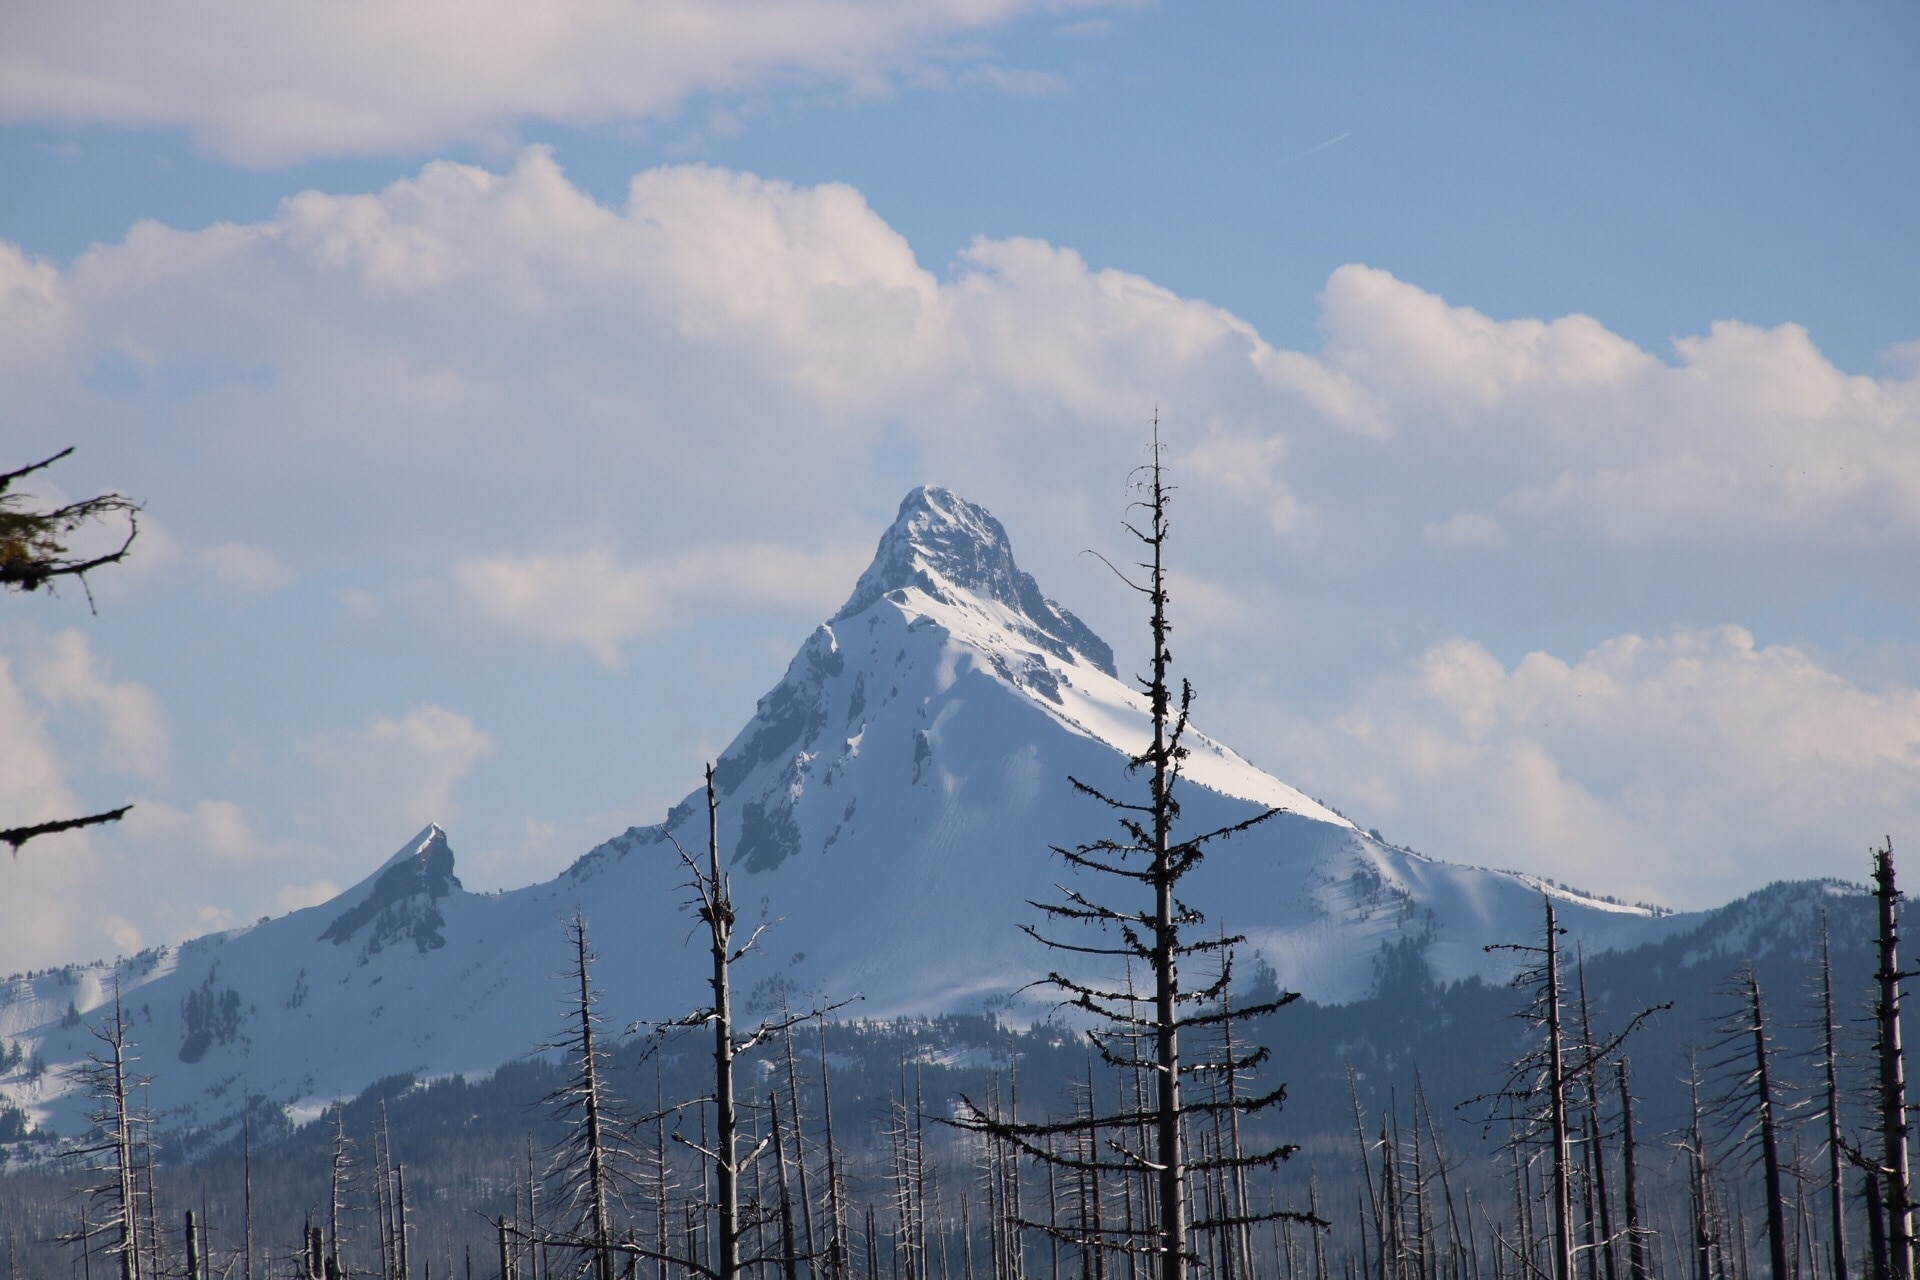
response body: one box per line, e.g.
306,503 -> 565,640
0,487 -> 1689,1140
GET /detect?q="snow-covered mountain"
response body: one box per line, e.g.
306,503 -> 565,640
0,486 -> 1691,1140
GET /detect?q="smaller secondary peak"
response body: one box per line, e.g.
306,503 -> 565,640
319,824 -> 461,946
836,486 -> 1116,676
375,823 -> 447,874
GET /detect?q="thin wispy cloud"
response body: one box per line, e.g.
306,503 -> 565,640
1295,130 -> 1351,160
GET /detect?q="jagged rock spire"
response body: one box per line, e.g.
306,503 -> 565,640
835,486 -> 1116,675
319,824 -> 461,946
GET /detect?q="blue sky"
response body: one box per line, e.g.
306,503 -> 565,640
1,1 -> 1915,973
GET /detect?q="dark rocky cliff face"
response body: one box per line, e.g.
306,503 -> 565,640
320,826 -> 461,949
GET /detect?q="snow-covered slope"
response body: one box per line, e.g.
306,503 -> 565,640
0,486 -> 1691,1140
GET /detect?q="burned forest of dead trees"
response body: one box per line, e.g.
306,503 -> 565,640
5,826 -> 1910,1280
0,781 -> 1914,1280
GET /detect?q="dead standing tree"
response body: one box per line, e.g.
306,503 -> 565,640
1701,966 -> 1795,1280
1470,896 -> 1665,1280
539,910 -> 634,1280
1872,839 -> 1914,1280
59,985 -> 147,1280
327,1106 -> 355,1279
548,764 -> 854,1280
675,763 -> 764,1280
955,439 -> 1309,1280
1812,917 -> 1858,1280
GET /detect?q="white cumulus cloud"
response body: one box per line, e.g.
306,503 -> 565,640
1260,627 -> 1920,908
0,651 -> 84,834
17,628 -> 171,780
303,704 -> 497,842
122,798 -> 264,863
0,633 -> 292,971
13,148 -> 1912,595
447,542 -> 868,665
0,151 -> 1916,932
0,0 -> 1108,165
0,650 -> 116,972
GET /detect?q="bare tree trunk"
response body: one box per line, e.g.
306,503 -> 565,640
1740,971 -> 1790,1280
1576,967 -> 1617,1280
1381,1115 -> 1401,1280
1146,469 -> 1187,1280
107,997 -> 141,1280
1518,1123 -> 1540,1280
1417,1082 -> 1464,1280
397,1163 -> 411,1280
1616,1061 -> 1648,1280
378,1105 -> 396,1280
915,1067 -> 932,1280
137,1094 -> 161,1280
748,1084 -> 769,1278
380,1124 -> 400,1279
1869,1173 -> 1890,1280
1412,1110 -> 1432,1280
1545,899 -> 1575,1280
782,1012 -> 819,1278
962,1196 -> 975,1280
1045,1151 -> 1061,1280
1875,841 -> 1914,1280
774,1093 -> 800,1280
820,1023 -> 848,1280
330,1108 -> 350,1280
245,1102 -> 256,1280
1084,1052 -> 1108,1280
1311,1175 -> 1329,1280
1350,1070 -> 1383,1280
654,1066 -> 671,1280
1689,1061 -> 1712,1280
981,1084 -> 1004,1280
527,1133 -> 543,1280
566,914 -> 616,1280
1007,1063 -> 1023,1280
1821,919 -> 1850,1280
697,766 -> 743,1280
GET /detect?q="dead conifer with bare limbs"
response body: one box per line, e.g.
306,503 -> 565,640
531,910 -> 637,1280
503,765 -> 855,1280
1468,896 -> 1666,1280
59,984 -> 147,1280
953,432 -> 1311,1280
